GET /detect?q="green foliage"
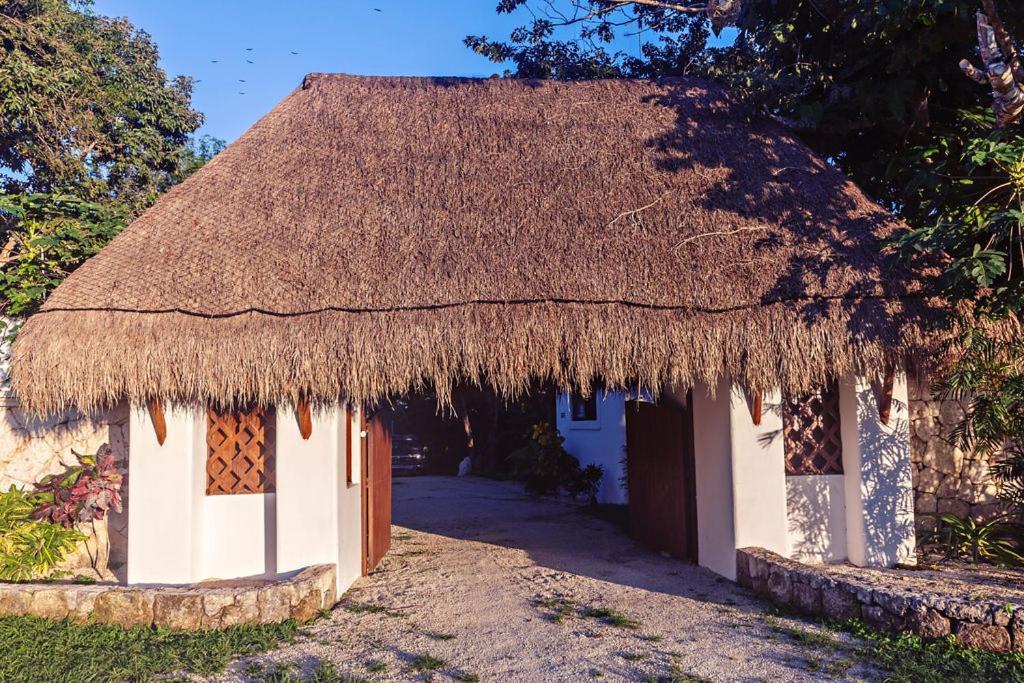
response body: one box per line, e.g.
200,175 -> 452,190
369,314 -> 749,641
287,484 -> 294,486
0,0 -> 203,206
0,1 -> 218,316
920,512 -> 1024,566
937,330 -> 1024,510
0,485 -> 83,581
32,448 -> 123,528
507,422 -> 603,498
0,192 -> 125,315
841,618 -> 1024,683
0,614 -> 300,683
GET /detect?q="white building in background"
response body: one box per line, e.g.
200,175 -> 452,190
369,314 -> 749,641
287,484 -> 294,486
557,375 -> 916,580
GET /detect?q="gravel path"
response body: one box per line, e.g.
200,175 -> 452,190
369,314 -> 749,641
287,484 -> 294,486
216,476 -> 878,682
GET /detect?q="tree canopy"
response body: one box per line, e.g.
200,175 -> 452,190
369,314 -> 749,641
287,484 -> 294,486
0,0 -> 217,317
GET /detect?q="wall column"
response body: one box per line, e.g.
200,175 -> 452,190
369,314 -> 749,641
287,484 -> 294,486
127,404 -> 203,585
839,374 -> 917,567
728,385 -> 789,564
275,404 -> 341,576
691,380 -> 788,580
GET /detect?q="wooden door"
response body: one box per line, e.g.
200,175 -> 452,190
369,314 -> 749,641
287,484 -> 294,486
362,407 -> 393,574
625,398 -> 698,562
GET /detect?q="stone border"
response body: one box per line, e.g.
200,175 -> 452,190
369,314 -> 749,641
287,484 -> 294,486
737,548 -> 1022,654
0,564 -> 336,630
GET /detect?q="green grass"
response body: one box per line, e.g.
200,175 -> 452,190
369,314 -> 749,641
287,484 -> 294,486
342,601 -> 392,615
453,673 -> 480,682
0,614 -> 300,683
365,659 -> 387,672
839,619 -> 1024,683
411,653 -> 446,671
581,605 -> 640,629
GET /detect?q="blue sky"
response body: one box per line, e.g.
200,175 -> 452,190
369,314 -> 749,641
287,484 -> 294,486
92,1 -> 657,143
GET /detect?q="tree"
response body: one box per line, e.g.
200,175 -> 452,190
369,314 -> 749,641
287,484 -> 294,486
0,0 -> 217,317
960,1 -> 1023,126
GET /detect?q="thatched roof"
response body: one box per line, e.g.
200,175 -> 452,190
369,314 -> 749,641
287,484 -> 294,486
12,74 -> 946,414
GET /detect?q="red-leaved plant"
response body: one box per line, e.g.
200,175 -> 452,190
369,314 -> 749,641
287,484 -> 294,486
32,447 -> 123,528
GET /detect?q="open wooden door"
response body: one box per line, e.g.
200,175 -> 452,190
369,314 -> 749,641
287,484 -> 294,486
361,407 -> 393,574
625,398 -> 698,562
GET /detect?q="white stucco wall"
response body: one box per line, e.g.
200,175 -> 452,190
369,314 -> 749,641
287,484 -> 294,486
202,493 -> 274,579
785,475 -> 847,563
840,374 -> 917,567
127,402 -> 367,593
690,380 -> 737,579
556,391 -> 628,505
336,407 -> 364,591
276,405 -> 340,575
127,404 -> 203,585
728,385 -> 789,562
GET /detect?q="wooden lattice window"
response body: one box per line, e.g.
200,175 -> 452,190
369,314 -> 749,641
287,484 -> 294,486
206,407 -> 275,495
783,384 -> 843,476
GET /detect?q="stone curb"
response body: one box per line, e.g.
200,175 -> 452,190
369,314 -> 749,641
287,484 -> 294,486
0,564 -> 336,631
737,548 -> 1021,654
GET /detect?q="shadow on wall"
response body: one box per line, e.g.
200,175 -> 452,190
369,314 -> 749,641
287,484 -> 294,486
857,390 -> 916,565
0,401 -> 130,583
785,475 -> 845,563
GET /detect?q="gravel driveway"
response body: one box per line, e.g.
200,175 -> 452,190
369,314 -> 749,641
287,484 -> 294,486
218,476 -> 877,682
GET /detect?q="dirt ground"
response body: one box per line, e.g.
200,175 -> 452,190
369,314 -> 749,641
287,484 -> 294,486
215,476 -> 878,682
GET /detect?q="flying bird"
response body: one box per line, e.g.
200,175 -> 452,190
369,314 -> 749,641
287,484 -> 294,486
211,60 -> 219,63
246,47 -> 253,51
374,7 -> 382,11
246,59 -> 254,64
290,51 -> 299,55
239,79 -> 247,83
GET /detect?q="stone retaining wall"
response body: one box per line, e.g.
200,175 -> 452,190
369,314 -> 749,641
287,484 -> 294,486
0,399 -> 129,580
0,564 -> 336,630
737,548 -> 1022,653
908,380 -> 1001,530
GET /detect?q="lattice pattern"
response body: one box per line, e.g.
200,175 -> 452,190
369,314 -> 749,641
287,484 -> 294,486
783,384 -> 843,476
206,407 -> 275,494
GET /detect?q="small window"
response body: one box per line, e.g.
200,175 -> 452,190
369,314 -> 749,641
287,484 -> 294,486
570,394 -> 597,421
206,406 -> 276,494
783,383 -> 843,476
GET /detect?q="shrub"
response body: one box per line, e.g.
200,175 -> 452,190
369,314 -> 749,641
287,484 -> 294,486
507,423 -> 603,500
919,513 -> 1024,567
0,486 -> 84,581
32,447 -> 122,528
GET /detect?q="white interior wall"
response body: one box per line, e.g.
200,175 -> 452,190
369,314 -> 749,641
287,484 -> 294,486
556,391 -> 628,505
785,475 -> 847,563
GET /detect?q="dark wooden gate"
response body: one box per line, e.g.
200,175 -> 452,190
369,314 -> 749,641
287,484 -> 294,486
625,399 -> 698,562
362,408 -> 393,574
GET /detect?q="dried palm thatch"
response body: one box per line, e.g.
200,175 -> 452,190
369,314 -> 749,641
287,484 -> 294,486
12,74 -> 947,415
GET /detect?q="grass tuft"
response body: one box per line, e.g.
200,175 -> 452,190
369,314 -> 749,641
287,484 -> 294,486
582,605 -> 640,629
411,653 -> 446,671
